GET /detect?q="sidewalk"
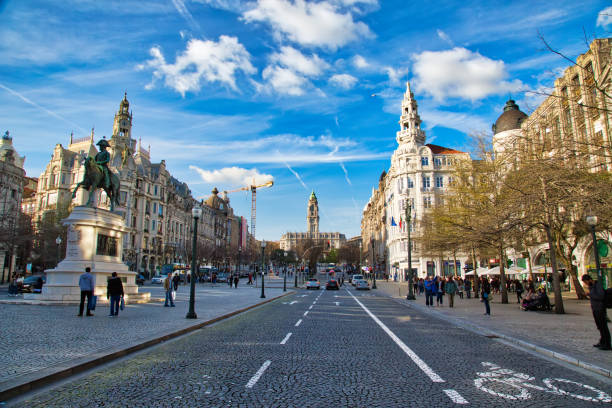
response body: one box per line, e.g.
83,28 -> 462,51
374,281 -> 612,377
0,283 -> 292,401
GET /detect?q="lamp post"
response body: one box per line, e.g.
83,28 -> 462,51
371,236 -> 377,289
238,247 -> 242,282
586,215 -> 603,282
406,202 -> 415,300
283,250 -> 287,292
260,241 -> 266,298
186,206 -> 202,319
55,236 -> 62,267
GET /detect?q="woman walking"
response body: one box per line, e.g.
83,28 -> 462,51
481,276 -> 491,315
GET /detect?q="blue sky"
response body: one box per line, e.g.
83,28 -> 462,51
1,0 -> 610,241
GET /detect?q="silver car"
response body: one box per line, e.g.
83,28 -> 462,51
306,279 -> 320,290
355,279 -> 370,290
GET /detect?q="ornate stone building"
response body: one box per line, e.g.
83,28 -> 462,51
279,191 -> 346,251
0,131 -> 27,280
32,94 -> 247,275
362,82 -> 470,279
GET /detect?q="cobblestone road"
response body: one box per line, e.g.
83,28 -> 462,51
12,284 -> 612,407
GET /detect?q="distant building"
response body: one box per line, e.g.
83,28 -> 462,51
0,131 -> 26,280
362,82 -> 470,279
279,191 -> 346,252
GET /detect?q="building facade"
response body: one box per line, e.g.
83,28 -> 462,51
362,82 -> 471,280
279,191 -> 347,252
0,131 -> 27,281
31,94 -> 247,275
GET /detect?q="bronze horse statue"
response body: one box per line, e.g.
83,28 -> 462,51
72,156 -> 121,211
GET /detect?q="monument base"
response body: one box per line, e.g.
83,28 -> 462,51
24,206 -> 150,304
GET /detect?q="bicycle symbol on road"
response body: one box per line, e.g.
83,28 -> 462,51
474,362 -> 611,403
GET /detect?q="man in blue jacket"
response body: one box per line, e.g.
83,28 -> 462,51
78,267 -> 95,316
424,276 -> 435,306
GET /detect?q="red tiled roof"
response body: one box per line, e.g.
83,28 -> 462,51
425,144 -> 466,154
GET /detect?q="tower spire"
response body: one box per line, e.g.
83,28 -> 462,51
396,81 -> 426,147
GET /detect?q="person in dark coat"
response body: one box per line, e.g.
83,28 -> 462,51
107,272 -> 124,317
481,276 -> 491,315
582,274 -> 610,350
172,273 -> 180,291
233,274 -> 239,288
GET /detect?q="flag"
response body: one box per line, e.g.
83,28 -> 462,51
399,216 -> 402,229
391,216 -> 397,226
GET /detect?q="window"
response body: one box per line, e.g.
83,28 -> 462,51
435,176 -> 444,188
434,158 -> 442,167
153,203 -> 157,213
407,177 -> 414,188
422,176 -> 430,188
154,185 -> 158,196
421,157 -> 429,166
159,204 -> 163,217
423,196 -> 432,208
132,216 -> 136,228
152,220 -> 156,232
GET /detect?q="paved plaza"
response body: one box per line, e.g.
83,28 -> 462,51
0,279 -> 288,400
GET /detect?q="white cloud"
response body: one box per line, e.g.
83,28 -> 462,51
260,46 -> 328,95
285,162 -> 308,189
269,46 -> 328,76
329,74 -> 358,89
384,66 -> 408,85
138,36 -> 256,96
172,0 -> 201,31
352,54 -> 370,69
189,165 -> 274,187
597,6 -> 612,28
436,29 -> 453,45
411,47 -> 523,102
241,0 -> 374,50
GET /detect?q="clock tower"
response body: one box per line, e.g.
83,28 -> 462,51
307,190 -> 319,236
111,93 -> 134,147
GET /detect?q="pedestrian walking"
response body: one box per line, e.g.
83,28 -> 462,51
457,279 -> 464,299
424,276 -> 434,306
435,276 -> 445,306
465,279 -> 472,299
418,278 -> 424,296
481,276 -> 491,315
233,274 -> 239,288
445,276 -> 457,308
78,267 -> 95,316
106,272 -> 124,317
172,273 -> 180,291
582,274 -> 611,351
248,272 -> 253,285
515,279 -> 524,304
164,274 -> 175,307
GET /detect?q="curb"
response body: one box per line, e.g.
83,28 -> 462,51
0,291 -> 295,402
384,295 -> 611,379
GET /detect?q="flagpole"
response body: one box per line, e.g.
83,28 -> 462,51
406,202 -> 415,300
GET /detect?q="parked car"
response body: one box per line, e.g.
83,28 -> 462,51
151,275 -> 166,284
355,279 -> 370,290
306,278 -> 320,290
351,274 -> 364,285
19,275 -> 46,293
326,279 -> 339,290
135,274 -> 146,285
216,273 -> 228,283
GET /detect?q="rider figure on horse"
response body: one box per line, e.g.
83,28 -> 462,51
95,139 -> 111,189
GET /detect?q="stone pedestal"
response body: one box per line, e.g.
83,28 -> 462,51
24,206 -> 150,304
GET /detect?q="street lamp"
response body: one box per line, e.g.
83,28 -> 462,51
283,250 -> 287,292
260,240 -> 266,298
371,235 -> 377,290
55,235 -> 62,267
186,206 -> 202,319
406,202 -> 415,300
238,246 -> 242,281
586,215 -> 603,282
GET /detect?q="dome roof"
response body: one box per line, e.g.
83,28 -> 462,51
492,100 -> 527,135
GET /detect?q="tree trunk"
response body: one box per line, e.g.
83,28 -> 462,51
545,225 -> 565,314
499,244 -> 508,304
526,251 -> 534,282
452,251 -> 458,277
472,246 -> 480,298
569,264 -> 587,299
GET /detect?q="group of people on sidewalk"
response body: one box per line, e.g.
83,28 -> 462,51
77,267 -> 124,317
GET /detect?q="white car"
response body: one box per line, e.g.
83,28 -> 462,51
351,275 -> 364,286
355,279 -> 370,290
151,275 -> 167,284
306,279 -> 320,290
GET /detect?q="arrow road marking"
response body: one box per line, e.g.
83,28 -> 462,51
346,289 -> 444,383
246,360 -> 271,388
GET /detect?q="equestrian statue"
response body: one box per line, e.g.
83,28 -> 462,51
72,138 -> 121,211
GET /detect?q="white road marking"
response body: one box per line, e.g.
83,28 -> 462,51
290,301 -> 297,305
246,360 -> 271,388
300,295 -> 307,297
335,302 -> 340,306
347,290 -> 445,383
295,319 -> 302,327
280,332 -> 292,345
308,305 -> 313,310
444,389 -> 468,404
303,311 -> 309,316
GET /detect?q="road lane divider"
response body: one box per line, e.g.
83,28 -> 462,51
295,319 -> 302,327
346,290 -> 445,383
309,305 -> 313,310
280,333 -> 292,345
303,311 -> 309,316
443,389 -> 469,404
246,360 -> 271,389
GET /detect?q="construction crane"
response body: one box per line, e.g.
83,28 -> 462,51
223,180 -> 273,243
